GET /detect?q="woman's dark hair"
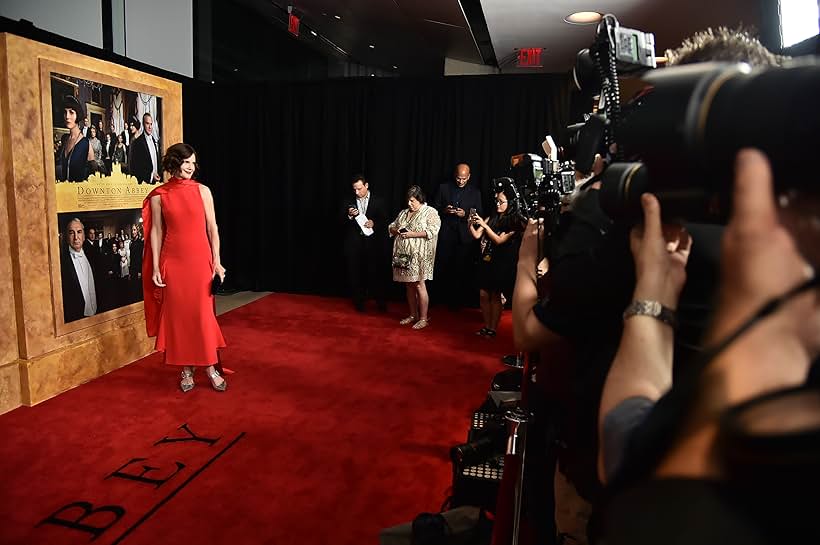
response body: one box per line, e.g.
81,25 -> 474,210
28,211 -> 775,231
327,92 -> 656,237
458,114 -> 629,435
491,184 -> 526,233
407,185 -> 426,204
62,95 -> 85,123
88,125 -> 97,138
161,143 -> 198,178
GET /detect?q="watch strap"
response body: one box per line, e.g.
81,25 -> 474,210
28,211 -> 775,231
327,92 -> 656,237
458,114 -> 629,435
623,299 -> 678,328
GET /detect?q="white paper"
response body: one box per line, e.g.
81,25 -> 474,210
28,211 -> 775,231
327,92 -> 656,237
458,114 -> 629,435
355,214 -> 374,236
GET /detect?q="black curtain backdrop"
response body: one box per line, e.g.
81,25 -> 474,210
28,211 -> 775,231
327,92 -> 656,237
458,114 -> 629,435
183,74 -> 573,296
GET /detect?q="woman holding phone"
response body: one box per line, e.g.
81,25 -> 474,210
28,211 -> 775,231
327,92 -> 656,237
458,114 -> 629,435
388,185 -> 441,330
468,183 -> 526,337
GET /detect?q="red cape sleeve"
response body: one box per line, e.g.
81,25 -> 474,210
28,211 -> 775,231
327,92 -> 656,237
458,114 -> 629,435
141,187 -> 164,337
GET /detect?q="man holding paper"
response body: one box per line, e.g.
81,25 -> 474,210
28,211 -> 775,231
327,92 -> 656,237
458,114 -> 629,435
343,174 -> 389,312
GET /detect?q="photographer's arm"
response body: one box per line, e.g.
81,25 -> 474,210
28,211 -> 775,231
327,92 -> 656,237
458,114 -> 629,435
598,193 -> 691,483
512,220 -> 560,351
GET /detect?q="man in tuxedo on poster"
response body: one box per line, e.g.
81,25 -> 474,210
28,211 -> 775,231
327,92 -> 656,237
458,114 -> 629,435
343,174 -> 389,312
130,113 -> 161,184
60,218 -> 100,322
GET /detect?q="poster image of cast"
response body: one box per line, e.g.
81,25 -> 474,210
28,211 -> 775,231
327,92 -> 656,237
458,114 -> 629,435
51,72 -> 164,212
56,210 -> 147,324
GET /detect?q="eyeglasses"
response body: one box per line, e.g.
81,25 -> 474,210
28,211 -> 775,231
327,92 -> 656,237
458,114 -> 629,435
495,200 -> 508,205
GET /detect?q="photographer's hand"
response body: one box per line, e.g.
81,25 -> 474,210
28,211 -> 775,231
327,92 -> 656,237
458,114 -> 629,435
364,219 -> 374,229
454,207 -> 466,218
512,218 -> 555,352
708,149 -> 818,348
630,193 -> 691,308
348,207 -> 359,218
517,219 -> 543,270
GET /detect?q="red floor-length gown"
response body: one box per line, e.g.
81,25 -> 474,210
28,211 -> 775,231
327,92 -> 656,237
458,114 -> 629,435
142,177 -> 226,365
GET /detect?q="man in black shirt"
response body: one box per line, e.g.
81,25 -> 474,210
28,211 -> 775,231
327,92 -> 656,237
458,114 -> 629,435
432,163 -> 483,309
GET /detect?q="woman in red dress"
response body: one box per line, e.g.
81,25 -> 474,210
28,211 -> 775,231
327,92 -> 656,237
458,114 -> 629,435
142,143 -> 227,392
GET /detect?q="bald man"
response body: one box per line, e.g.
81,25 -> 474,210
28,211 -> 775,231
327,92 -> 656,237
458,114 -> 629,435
432,163 -> 483,309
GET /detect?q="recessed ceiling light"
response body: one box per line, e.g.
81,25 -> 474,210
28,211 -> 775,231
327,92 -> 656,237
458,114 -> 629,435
369,44 -> 375,49
392,65 -> 398,69
310,30 -> 317,36
334,15 -> 341,20
370,73 -> 375,77
564,11 -> 602,25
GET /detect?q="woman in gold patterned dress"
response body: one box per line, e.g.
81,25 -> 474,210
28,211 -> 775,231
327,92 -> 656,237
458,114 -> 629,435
388,185 -> 441,330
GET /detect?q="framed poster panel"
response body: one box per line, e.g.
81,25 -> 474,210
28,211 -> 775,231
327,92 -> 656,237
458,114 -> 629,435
40,59 -> 168,336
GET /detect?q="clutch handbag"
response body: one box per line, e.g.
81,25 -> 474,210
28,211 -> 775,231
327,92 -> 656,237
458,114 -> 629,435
211,275 -> 222,295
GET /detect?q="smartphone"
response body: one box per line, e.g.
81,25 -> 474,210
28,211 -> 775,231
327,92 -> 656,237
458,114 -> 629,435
399,227 -> 408,233
469,208 -> 477,217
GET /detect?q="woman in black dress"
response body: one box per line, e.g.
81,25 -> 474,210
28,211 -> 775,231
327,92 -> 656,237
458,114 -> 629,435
56,95 -> 93,182
468,183 -> 526,337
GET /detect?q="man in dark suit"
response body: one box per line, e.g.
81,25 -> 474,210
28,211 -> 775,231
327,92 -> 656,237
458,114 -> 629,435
432,163 -> 483,309
83,227 -> 100,260
129,113 -> 161,184
343,174 -> 389,312
60,218 -> 99,323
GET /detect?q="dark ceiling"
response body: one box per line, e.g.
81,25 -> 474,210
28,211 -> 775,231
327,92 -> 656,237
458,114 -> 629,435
209,0 -> 794,82
215,0 -> 486,78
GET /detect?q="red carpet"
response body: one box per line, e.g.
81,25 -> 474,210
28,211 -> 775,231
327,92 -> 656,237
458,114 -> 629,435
0,293 -> 512,545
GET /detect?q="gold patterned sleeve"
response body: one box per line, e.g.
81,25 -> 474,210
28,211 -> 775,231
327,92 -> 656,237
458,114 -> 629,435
422,207 -> 441,240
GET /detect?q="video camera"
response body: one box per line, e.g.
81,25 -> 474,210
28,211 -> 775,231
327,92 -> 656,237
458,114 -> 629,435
569,14 -> 820,228
502,147 -> 576,226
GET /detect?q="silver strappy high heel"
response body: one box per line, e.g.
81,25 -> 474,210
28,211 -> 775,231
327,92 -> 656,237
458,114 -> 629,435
207,368 -> 227,392
180,367 -> 195,393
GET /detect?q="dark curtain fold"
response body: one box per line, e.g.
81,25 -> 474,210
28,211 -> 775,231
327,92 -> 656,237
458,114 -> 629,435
183,74 -> 573,295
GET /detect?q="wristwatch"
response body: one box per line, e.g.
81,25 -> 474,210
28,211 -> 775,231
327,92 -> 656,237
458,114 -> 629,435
623,300 -> 677,328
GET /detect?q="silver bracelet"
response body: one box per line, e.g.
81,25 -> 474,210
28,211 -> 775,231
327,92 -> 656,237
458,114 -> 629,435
623,300 -> 677,328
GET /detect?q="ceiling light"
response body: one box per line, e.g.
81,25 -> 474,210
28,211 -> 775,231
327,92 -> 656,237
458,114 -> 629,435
370,73 -> 375,77
564,11 -> 602,25
369,44 -> 375,49
334,15 -> 341,20
310,30 -> 317,36
392,65 -> 398,69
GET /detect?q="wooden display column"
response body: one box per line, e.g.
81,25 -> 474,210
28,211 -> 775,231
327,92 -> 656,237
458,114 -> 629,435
0,33 -> 182,411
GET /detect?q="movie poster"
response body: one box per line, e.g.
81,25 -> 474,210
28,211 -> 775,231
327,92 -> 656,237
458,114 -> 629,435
51,72 -> 162,323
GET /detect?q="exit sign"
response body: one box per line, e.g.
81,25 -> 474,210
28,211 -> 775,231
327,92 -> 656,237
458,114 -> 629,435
288,13 -> 300,36
517,48 -> 543,68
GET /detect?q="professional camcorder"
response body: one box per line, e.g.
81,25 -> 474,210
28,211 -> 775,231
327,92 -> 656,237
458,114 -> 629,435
507,152 -> 575,219
569,15 -> 820,230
